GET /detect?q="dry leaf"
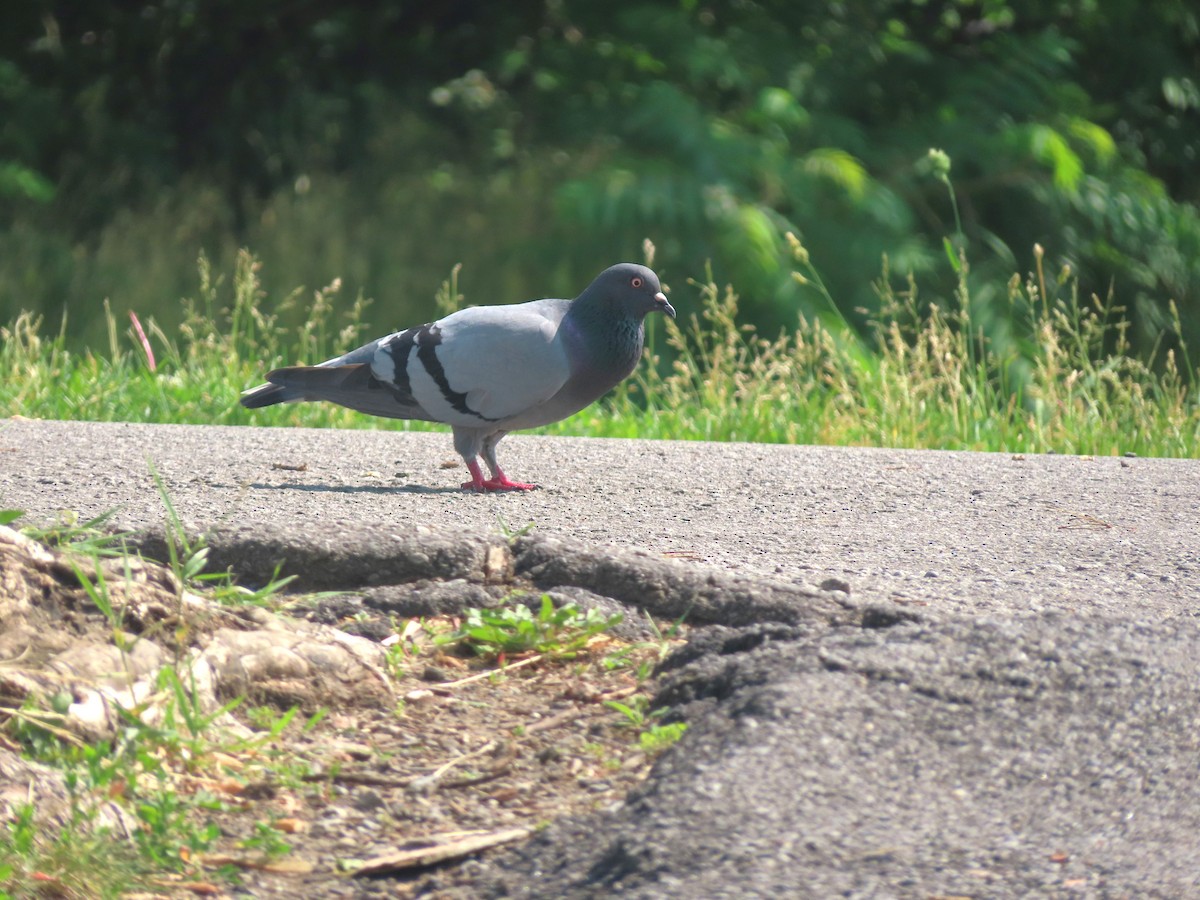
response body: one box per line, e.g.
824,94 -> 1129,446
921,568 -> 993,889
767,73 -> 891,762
200,854 -> 314,874
354,827 -> 531,877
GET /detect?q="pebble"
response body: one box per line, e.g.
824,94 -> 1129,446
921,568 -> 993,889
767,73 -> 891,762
352,788 -> 386,812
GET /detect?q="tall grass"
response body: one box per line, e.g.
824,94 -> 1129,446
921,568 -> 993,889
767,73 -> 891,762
2,242 -> 1197,457
591,238 -> 1198,457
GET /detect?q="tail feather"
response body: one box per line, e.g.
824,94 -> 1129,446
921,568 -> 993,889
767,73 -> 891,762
240,381 -> 297,409
240,363 -> 434,422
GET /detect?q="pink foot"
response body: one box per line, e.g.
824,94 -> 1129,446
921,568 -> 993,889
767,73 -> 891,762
460,462 -> 537,492
481,475 -> 537,491
461,460 -> 488,492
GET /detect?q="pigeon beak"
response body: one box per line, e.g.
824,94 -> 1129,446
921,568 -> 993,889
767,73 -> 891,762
655,291 -> 676,319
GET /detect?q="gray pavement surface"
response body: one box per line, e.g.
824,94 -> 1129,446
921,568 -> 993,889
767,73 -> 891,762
3,418 -> 1197,620
3,418 -> 1200,897
478,613 -> 1200,898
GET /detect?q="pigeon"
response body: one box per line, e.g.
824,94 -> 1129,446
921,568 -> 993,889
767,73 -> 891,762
240,263 -> 676,491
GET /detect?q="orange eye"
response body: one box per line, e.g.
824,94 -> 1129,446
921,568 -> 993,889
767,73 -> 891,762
631,276 -> 643,288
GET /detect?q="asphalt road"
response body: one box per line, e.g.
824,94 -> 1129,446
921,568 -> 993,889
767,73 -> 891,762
5,418 -> 1200,897
3,417 -> 1197,621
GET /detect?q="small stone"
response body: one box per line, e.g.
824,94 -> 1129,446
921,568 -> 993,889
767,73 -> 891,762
352,788 -> 385,812
241,781 -> 278,801
819,577 -> 851,594
336,742 -> 375,761
407,775 -> 440,794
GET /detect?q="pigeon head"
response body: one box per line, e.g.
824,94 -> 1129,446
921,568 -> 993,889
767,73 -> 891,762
582,263 -> 676,321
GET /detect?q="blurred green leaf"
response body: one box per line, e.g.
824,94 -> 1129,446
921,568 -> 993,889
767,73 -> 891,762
0,163 -> 54,202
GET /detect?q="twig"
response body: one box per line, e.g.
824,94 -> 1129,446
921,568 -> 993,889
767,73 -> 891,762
435,653 -> 543,688
522,685 -> 641,735
428,739 -> 498,782
300,771 -> 416,788
0,707 -> 86,746
442,762 -> 513,789
353,827 -> 532,877
302,738 -> 505,789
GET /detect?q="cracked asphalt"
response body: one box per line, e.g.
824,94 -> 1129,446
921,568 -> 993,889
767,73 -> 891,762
3,417 -> 1200,897
3,418 -> 1197,620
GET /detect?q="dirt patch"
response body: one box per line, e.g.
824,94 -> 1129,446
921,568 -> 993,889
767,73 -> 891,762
0,525 -> 685,897
203,638 -> 676,898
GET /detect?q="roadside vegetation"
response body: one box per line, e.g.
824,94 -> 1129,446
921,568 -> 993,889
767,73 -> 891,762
3,224 -> 1197,458
0,507 -> 685,898
5,4 -> 1199,359
3,6 -> 1197,457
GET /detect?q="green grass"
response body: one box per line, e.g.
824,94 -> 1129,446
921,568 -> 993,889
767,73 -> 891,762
1,682 -> 313,898
0,512 -> 666,897
2,237 -> 1198,458
0,507 -> 322,898
603,693 -> 690,754
436,594 -> 624,661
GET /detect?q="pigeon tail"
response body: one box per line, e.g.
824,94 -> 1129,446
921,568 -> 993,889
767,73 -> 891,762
240,382 -> 295,409
242,363 -> 432,421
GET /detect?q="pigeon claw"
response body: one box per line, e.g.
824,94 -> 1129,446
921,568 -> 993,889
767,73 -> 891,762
459,477 -> 537,492
461,461 -> 537,492
482,476 -> 537,491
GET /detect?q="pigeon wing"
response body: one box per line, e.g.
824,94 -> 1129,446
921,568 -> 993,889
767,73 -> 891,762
373,299 -> 572,428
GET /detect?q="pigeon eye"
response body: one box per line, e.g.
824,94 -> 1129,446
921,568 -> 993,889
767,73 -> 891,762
631,276 -> 643,288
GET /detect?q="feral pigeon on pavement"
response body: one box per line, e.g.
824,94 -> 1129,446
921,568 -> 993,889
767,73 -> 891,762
240,263 -> 675,491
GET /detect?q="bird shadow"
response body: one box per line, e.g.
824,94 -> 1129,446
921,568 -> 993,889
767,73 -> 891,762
222,481 -> 464,496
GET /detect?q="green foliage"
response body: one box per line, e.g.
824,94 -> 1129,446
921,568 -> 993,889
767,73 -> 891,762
438,595 -> 624,661
638,722 -> 689,755
0,1 -> 1197,358
0,799 -> 143,899
15,507 -> 131,557
603,693 -> 689,754
238,819 -> 293,861
0,162 -> 54,202
591,240 -> 1199,455
2,688 -> 226,894
602,610 -> 685,683
1,249 -> 1198,457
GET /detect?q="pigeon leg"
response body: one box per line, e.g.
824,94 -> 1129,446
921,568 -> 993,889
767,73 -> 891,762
478,431 -> 537,491
461,460 -> 488,491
